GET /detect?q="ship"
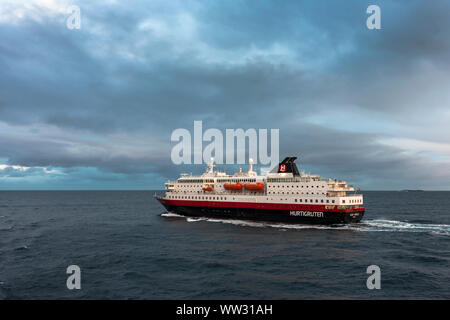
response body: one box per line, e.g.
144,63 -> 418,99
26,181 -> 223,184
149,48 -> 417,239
156,157 -> 364,224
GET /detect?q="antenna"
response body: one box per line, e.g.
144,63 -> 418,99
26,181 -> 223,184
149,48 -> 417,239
208,157 -> 215,173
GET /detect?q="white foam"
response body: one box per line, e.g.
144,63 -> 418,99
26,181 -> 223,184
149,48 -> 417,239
161,212 -> 353,230
187,217 -> 207,222
360,219 -> 450,235
160,212 -> 185,218
160,212 -> 450,235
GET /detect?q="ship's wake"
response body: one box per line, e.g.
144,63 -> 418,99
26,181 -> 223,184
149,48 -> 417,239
360,219 -> 450,235
160,213 -> 450,236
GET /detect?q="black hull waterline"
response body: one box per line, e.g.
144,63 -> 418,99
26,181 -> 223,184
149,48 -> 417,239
159,203 -> 364,225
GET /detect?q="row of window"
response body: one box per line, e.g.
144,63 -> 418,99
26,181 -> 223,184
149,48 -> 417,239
177,184 -> 326,189
294,199 -> 335,203
178,184 -> 202,188
267,177 -> 322,182
268,192 -> 326,195
174,190 -> 261,195
268,185 -> 325,188
342,199 -> 361,204
167,195 -> 344,204
177,178 -> 257,184
168,195 -> 229,201
216,178 -> 257,183
178,179 -> 204,183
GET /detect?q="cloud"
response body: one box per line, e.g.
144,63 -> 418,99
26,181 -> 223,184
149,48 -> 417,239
0,0 -> 449,189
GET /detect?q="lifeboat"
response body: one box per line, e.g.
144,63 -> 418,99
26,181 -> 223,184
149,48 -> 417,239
202,185 -> 214,192
244,183 -> 264,191
224,183 -> 242,191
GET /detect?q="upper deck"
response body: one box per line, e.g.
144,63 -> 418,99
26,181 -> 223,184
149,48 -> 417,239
163,157 -> 363,207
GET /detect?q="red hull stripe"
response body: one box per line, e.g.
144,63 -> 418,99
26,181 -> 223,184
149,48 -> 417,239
158,198 -> 364,213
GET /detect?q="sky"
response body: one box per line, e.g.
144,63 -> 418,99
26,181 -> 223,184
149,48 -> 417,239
0,0 -> 449,190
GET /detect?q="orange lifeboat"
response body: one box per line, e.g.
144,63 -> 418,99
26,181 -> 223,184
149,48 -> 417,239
224,183 -> 242,191
202,185 -> 214,192
244,183 -> 264,191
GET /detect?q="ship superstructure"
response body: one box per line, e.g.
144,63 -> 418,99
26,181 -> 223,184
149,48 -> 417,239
157,157 -> 364,224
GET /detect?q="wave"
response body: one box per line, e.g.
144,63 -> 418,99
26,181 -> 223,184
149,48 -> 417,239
14,245 -> 29,251
160,212 -> 450,235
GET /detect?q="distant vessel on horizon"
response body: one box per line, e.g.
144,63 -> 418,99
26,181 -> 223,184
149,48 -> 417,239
156,157 -> 364,225
400,189 -> 425,192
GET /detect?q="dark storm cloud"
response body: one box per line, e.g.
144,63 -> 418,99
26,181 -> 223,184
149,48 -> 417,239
0,0 -> 449,189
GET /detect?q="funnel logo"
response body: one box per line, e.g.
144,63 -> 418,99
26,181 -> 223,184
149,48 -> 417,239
279,164 -> 286,172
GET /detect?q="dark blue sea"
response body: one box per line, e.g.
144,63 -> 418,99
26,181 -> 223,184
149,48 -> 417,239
0,191 -> 449,299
